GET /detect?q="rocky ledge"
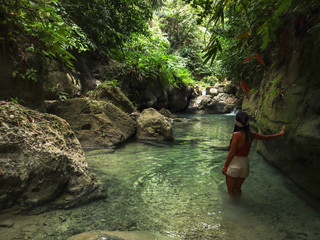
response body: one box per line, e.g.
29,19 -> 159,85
0,101 -> 99,210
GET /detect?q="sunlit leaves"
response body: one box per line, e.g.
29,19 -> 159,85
1,0 -> 89,71
203,37 -> 223,66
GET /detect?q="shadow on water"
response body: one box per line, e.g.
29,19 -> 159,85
0,114 -> 319,240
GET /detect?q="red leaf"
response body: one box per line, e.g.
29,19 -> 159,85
255,53 -> 265,66
242,54 -> 254,64
243,31 -> 250,37
241,80 -> 250,100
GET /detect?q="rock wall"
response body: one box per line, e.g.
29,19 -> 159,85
242,28 -> 320,199
0,101 -> 98,210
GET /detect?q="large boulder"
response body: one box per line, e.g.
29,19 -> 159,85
136,108 -> 173,141
47,98 -> 136,148
120,76 -> 169,111
167,83 -> 190,112
0,101 -> 98,210
93,82 -> 137,113
186,94 -> 237,114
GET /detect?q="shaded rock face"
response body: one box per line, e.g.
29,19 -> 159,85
0,101 -> 97,210
48,98 -> 136,148
158,108 -> 176,119
120,76 -> 168,110
94,82 -> 137,113
120,76 -> 190,113
43,71 -> 81,100
0,52 -> 45,112
136,108 -> 173,142
167,83 -> 190,113
242,53 -> 320,198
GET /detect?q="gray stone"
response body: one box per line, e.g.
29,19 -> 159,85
48,98 -> 136,148
0,101 -> 98,210
0,219 -> 14,228
94,82 -> 137,113
136,108 -> 173,142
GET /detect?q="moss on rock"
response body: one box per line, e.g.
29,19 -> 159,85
48,98 -> 136,148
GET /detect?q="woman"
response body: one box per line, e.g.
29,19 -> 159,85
222,111 -> 285,201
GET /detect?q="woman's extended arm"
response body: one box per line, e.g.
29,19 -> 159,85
252,126 -> 285,140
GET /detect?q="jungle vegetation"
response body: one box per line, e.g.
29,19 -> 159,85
1,0 -> 319,89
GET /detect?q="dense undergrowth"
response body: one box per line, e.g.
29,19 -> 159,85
1,0 -> 319,101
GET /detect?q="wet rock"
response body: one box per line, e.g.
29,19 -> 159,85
94,82 -> 137,113
206,87 -> 218,96
0,219 -> 14,228
68,230 -> 165,240
159,108 -> 176,119
0,101 -> 98,210
136,108 -> 173,142
187,95 -> 212,113
48,98 -> 136,148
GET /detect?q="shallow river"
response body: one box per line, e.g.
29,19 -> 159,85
1,114 -> 320,239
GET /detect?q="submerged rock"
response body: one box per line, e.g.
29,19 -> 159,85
68,230 -> 166,240
158,108 -> 176,119
136,108 -> 173,142
48,98 -> 136,148
0,101 -> 98,210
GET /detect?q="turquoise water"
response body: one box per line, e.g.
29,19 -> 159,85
84,114 -> 320,240
0,114 -> 319,239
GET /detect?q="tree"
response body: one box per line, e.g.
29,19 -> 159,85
184,0 -> 320,84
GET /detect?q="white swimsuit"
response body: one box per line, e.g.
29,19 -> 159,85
226,156 -> 249,178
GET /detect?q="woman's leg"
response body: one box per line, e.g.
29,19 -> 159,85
234,177 -> 246,200
226,175 -> 237,201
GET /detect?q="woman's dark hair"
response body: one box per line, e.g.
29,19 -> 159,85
229,111 -> 251,148
234,112 -> 251,141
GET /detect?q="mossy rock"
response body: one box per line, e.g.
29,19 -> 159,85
0,101 -> 98,210
48,98 -> 136,148
242,64 -> 320,199
94,82 -> 137,113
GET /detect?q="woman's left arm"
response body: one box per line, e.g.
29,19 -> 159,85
252,126 -> 286,140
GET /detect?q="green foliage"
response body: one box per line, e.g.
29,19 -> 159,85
156,0 -> 215,80
58,92 -> 68,101
202,76 -> 219,85
1,0 -> 89,68
62,0 -> 153,51
10,97 -> 21,104
184,0 -> 320,86
114,28 -> 195,87
1,0 -> 153,84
